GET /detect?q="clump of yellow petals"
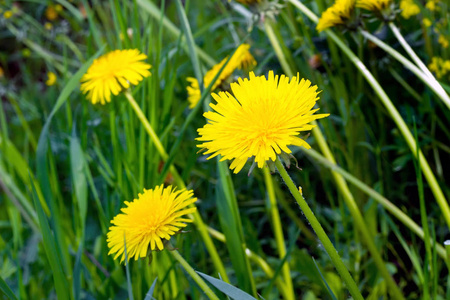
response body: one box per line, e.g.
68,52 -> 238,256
425,0 -> 438,11
80,49 -> 151,105
423,18 -> 432,28
438,35 -> 449,49
356,0 -> 392,12
3,10 -> 13,19
186,44 -> 256,109
46,72 -> 57,86
107,185 -> 197,263
429,57 -> 450,79
45,5 -> 58,21
400,0 -> 420,19
197,71 -> 329,174
317,0 -> 355,32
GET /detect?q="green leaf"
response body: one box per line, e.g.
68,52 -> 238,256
197,271 -> 258,300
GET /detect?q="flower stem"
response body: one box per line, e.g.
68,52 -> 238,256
360,27 -> 450,111
288,0 -> 450,232
124,90 -> 230,283
171,249 -> 220,300
275,159 -> 363,300
263,167 -> 295,300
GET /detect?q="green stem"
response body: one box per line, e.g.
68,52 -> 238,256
302,148 -> 447,261
263,167 -> 295,300
275,159 -> 363,300
288,0 -> 450,232
360,28 -> 450,111
171,250 -> 220,300
124,90 -> 230,283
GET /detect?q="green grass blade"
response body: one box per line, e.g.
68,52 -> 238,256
30,175 -> 70,300
0,274 -> 18,300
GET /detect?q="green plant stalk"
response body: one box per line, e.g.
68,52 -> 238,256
263,167 -> 295,300
264,12 -> 404,299
360,29 -> 450,111
170,250 -> 220,300
302,148 -> 448,261
124,90 -> 230,283
275,159 -> 363,300
389,22 -> 450,109
288,0 -> 450,231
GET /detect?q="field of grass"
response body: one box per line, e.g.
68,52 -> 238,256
1,0 -> 449,299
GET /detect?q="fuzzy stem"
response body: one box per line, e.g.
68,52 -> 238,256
263,167 -> 295,300
275,159 -> 363,300
125,90 -> 230,283
171,250 -> 220,300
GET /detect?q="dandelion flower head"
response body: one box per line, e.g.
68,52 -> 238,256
46,72 -> 57,86
107,185 -> 197,263
357,0 -> 392,12
317,0 -> 356,32
186,44 -> 256,109
197,71 -> 329,174
400,0 -> 420,18
80,49 -> 151,105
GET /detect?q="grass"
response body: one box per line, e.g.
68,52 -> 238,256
0,0 -> 449,299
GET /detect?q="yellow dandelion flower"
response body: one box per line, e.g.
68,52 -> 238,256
107,185 -> 197,263
317,0 -> 355,32
356,0 -> 391,12
45,5 -> 58,21
400,0 -> 420,19
3,10 -> 13,19
80,49 -> 151,105
425,0 -> 437,11
46,72 -> 57,86
197,71 -> 329,174
55,4 -> 63,12
186,44 -> 256,109
438,35 -> 449,48
429,57 -> 450,79
423,18 -> 432,28
44,22 -> 53,30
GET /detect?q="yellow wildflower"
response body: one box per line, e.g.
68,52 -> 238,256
429,57 -> 450,79
107,185 -> 197,263
438,35 -> 449,48
425,0 -> 437,11
44,22 -> 53,30
45,72 -> 57,86
197,71 -> 329,174
3,10 -> 13,19
45,5 -> 58,21
186,44 -> 256,109
317,0 -> 355,32
80,49 -> 151,105
357,0 -> 392,12
400,0 -> 420,19
0,66 -> 4,78
423,18 -> 432,28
